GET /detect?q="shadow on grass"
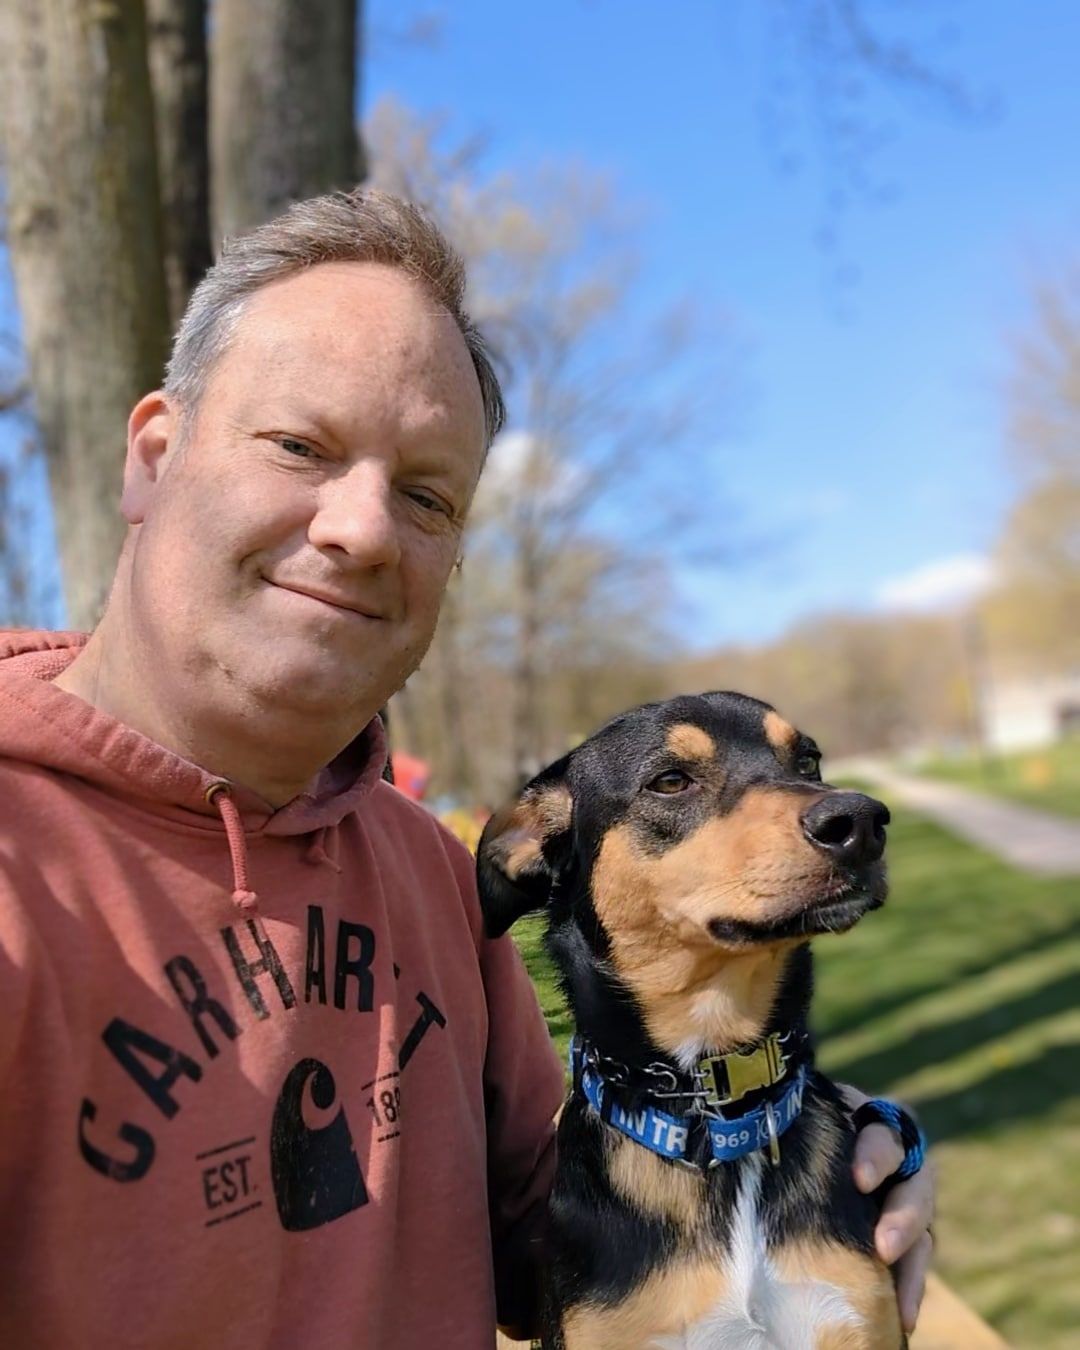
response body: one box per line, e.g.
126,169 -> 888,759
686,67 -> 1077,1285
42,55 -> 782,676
911,1040 -> 1080,1143
545,1007 -> 575,1046
828,965 -> 1080,1099
818,916 -> 1080,1043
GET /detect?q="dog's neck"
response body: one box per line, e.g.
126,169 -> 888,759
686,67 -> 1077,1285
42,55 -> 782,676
550,916 -> 816,1074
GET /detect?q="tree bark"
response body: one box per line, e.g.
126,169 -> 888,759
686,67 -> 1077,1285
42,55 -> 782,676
434,586 -> 475,798
0,0 -> 171,630
210,0 -> 363,241
146,0 -> 211,325
512,532 -> 546,784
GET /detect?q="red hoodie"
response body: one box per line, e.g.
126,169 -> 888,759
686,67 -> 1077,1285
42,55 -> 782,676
0,630 -> 564,1349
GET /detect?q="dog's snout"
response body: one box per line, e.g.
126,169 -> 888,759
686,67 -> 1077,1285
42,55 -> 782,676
801,792 -> 889,867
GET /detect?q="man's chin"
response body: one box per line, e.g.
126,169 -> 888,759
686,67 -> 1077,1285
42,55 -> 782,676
242,649 -> 401,719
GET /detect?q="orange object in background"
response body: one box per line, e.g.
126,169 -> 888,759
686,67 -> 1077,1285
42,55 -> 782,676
390,751 -> 430,801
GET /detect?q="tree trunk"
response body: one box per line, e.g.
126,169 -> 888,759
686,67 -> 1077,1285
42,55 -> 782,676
434,586 -> 475,798
210,0 -> 363,241
146,0 -> 211,325
0,0 -> 171,630
512,534 -> 545,784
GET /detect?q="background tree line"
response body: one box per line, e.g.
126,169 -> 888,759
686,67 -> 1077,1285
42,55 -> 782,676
1,3 -> 1075,805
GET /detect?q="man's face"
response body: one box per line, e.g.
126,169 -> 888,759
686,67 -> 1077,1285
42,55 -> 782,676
124,262 -> 488,727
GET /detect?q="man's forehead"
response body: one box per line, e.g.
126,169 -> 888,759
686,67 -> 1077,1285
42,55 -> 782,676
236,261 -> 465,357
214,261 -> 487,444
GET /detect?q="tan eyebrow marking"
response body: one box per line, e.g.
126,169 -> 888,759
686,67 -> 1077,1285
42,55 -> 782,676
763,710 -> 799,755
664,723 -> 716,762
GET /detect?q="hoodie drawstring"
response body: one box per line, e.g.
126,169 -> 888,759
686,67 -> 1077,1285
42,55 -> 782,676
206,783 -> 259,914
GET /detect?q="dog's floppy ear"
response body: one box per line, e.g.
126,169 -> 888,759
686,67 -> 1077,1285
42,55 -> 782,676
477,756 -> 573,938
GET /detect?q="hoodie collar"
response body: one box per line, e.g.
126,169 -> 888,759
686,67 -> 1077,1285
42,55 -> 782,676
0,629 -> 388,836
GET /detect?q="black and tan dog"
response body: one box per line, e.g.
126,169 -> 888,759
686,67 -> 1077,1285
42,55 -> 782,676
479,691 -> 905,1349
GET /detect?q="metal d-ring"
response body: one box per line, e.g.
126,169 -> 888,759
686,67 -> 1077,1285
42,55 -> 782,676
764,1100 -> 781,1167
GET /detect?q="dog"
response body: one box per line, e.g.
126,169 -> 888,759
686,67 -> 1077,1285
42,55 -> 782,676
478,691 -> 905,1349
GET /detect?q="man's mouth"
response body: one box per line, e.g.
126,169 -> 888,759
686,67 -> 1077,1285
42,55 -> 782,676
266,580 -> 384,621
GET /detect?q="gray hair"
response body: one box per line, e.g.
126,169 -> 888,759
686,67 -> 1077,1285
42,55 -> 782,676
163,188 -> 505,447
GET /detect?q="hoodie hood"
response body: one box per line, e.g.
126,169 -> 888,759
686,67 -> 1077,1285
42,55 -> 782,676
0,629 -> 388,838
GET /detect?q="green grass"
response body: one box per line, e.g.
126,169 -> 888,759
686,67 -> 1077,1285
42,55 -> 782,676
919,737 -> 1080,820
511,806 -> 1080,1349
512,912 -> 574,1062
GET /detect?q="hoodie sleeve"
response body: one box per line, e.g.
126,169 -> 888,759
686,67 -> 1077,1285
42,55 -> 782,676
0,853 -> 34,1085
479,926 -> 564,1338
431,815 -> 565,1340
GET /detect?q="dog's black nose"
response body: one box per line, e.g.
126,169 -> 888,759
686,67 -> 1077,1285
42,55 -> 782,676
801,792 -> 890,866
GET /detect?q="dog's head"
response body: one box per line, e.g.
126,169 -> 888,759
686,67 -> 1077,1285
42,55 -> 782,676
478,691 -> 889,1055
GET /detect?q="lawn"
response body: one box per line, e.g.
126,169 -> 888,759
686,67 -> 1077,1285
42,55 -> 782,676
918,737 -> 1080,819
511,805 -> 1080,1349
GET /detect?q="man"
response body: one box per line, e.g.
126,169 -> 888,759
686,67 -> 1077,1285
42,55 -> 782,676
0,189 -> 932,1347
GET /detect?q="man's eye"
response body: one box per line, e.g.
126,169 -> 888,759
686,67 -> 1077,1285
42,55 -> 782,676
646,770 -> 694,795
796,754 -> 821,778
279,437 -> 316,458
407,489 -> 450,515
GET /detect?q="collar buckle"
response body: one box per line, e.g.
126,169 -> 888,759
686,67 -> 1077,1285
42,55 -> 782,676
698,1033 -> 786,1107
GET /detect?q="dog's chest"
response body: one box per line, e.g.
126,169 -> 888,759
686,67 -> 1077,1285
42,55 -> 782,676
653,1157 -> 863,1350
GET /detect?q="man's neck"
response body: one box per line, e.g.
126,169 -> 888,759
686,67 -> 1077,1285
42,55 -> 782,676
53,617 -> 367,808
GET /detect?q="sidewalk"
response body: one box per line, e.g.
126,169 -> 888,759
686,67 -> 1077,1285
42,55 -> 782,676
911,1273 -> 1009,1348
840,761 -> 1080,876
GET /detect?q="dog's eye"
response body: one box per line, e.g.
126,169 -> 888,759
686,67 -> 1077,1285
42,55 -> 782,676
647,770 -> 694,795
796,753 -> 821,779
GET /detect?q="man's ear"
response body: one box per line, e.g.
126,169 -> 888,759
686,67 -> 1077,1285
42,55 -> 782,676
477,756 -> 573,939
121,390 -> 178,525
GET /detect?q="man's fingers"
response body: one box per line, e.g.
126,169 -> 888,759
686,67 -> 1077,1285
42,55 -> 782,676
895,1229 -> 933,1333
874,1168 -> 936,1264
843,1082 -> 935,1330
852,1120 -> 905,1192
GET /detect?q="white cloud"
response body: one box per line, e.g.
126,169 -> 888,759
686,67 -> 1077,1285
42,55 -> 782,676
474,428 -> 586,511
485,429 -> 535,484
875,553 -> 995,613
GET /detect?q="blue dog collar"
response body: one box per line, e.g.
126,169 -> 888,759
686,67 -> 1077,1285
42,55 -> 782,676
570,1038 -> 806,1169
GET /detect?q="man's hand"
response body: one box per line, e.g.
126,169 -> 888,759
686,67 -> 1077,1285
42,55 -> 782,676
842,1084 -> 935,1335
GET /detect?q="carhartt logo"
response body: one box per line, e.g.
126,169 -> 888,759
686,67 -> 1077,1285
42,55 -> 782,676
270,1058 -> 367,1231
77,908 -> 449,1186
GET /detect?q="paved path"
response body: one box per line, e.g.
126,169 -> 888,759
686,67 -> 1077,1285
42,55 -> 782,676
911,1273 -> 1010,1349
844,761 -> 1080,876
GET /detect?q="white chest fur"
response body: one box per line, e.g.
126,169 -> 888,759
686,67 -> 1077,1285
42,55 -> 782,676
650,1157 -> 863,1350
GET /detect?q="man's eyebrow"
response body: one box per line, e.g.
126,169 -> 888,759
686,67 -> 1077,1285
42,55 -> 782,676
246,403 -> 337,438
398,444 -> 474,476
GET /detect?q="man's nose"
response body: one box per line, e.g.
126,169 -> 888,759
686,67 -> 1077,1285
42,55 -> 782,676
308,466 -> 402,569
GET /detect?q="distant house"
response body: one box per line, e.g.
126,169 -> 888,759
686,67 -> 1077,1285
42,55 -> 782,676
981,673 -> 1080,752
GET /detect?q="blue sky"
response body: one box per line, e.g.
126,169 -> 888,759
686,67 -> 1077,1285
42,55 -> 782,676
3,2 -> 1077,646
368,0 -> 1080,647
